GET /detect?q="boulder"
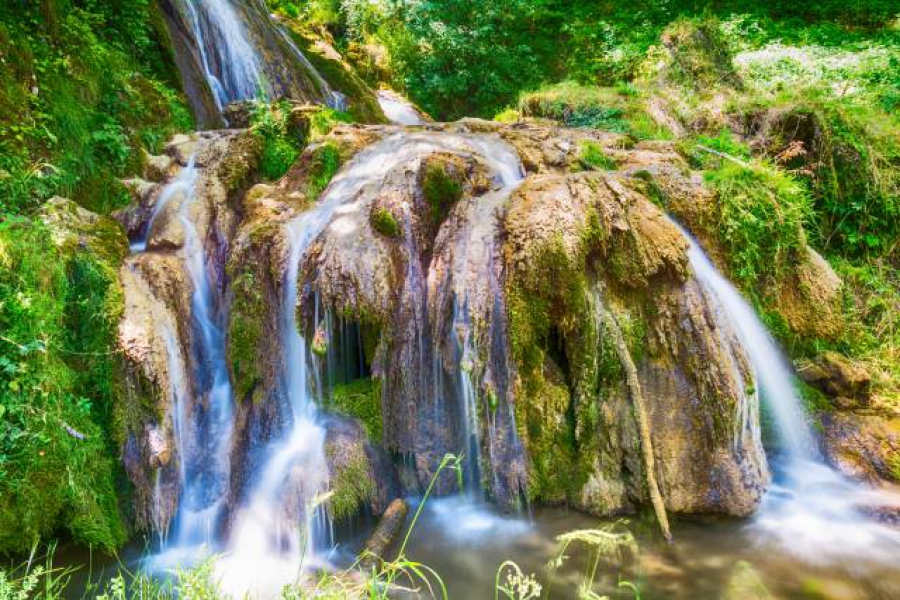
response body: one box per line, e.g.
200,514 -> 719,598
144,151 -> 176,182
821,411 -> 900,483
799,352 -> 872,408
323,416 -> 400,521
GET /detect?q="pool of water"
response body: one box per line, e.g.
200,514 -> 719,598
51,494 -> 900,599
392,496 -> 900,599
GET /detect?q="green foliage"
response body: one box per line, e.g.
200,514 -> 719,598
519,82 -> 672,139
328,378 -> 382,441
371,207 -> 401,238
0,218 -> 126,554
307,142 -> 343,200
422,164 -> 463,227
251,101 -> 301,181
308,107 -> 355,140
703,155 -> 812,292
577,140 -> 617,171
0,1 -> 192,216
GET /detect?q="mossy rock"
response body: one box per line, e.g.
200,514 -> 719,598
327,377 -> 383,442
371,206 -> 401,239
278,23 -> 386,124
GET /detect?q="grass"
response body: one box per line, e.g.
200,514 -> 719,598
518,81 -> 673,140
576,140 -> 617,171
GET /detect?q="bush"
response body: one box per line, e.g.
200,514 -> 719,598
251,101 -> 302,181
0,2 -> 191,216
705,157 -> 812,292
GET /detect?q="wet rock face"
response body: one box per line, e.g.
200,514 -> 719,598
502,166 -> 769,516
115,130 -> 261,534
800,352 -> 872,407
123,119 -> 783,535
821,412 -> 900,484
323,416 -> 400,520
225,120 -> 768,516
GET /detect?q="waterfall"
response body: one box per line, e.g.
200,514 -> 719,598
377,90 -> 425,125
131,156 -> 198,253
215,133 -> 460,595
675,222 -> 900,566
443,137 -> 524,497
169,166 -> 235,548
183,0 -> 265,108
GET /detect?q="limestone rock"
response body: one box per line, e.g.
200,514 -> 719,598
799,352 -> 872,407
144,151 -> 176,182
821,412 -> 900,483
323,416 -> 400,520
38,196 -> 129,264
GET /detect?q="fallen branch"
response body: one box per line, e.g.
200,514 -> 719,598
602,309 -> 672,542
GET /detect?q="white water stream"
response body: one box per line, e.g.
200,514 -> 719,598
183,0 -> 265,108
377,90 -> 425,125
677,222 -> 900,566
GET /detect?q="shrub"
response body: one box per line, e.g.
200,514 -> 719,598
250,101 -> 301,181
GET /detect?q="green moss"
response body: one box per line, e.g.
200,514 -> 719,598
371,207 -> 401,238
519,365 -> 580,504
423,164 -> 463,227
307,142 -> 343,200
228,271 -> 266,404
327,450 -> 376,522
0,216 -> 126,554
328,378 -> 383,442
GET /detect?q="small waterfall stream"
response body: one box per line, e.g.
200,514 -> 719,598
677,222 -> 900,565
377,90 -> 425,126
443,138 -> 524,496
169,167 -> 235,549
183,0 -> 264,108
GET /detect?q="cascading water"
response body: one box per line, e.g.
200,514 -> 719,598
142,149 -> 236,570
442,138 -> 524,496
377,90 -> 425,126
676,222 -> 900,565
183,0 -> 265,108
169,167 -> 236,548
131,156 -> 198,253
